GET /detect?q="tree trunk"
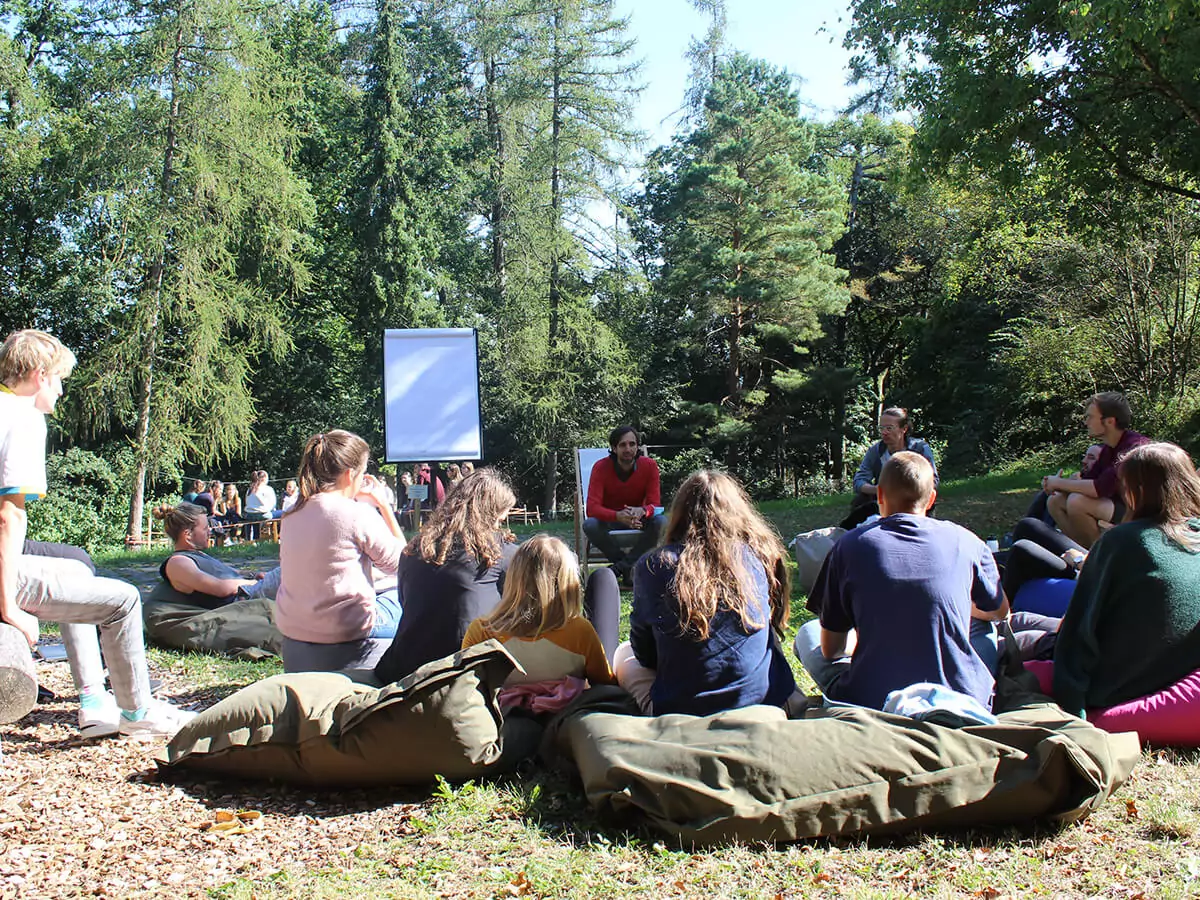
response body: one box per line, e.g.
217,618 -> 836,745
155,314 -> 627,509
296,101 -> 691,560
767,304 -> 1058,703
484,53 -> 508,300
126,26 -> 183,542
541,6 -> 563,510
830,316 -> 847,482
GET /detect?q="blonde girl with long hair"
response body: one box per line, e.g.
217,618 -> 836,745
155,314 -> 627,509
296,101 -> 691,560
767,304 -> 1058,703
613,469 -> 796,715
276,430 -> 406,673
462,535 -> 616,710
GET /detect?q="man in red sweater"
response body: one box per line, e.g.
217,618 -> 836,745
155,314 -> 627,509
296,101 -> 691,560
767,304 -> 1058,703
584,425 -> 664,584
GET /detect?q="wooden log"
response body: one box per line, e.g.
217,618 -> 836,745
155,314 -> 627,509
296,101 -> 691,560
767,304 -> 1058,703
0,623 -> 37,724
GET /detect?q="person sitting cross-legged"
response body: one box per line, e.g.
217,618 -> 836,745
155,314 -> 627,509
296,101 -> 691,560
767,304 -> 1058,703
614,470 -> 796,716
1043,392 -> 1149,548
795,451 -> 1009,712
582,425 -> 665,584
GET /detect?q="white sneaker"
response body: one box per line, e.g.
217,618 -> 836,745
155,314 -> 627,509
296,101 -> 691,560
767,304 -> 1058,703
78,692 -> 121,739
117,699 -> 197,740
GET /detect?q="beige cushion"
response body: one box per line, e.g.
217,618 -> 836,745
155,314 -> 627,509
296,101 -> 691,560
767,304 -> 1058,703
162,640 -> 536,786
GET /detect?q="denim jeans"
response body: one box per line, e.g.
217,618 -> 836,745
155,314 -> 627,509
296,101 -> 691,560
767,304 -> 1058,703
16,555 -> 152,711
368,588 -> 403,639
793,619 -> 850,699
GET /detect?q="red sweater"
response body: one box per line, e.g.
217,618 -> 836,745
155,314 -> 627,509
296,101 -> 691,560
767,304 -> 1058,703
586,455 -> 661,522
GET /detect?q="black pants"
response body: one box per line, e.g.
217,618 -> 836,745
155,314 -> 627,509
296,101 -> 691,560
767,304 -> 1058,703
583,567 -> 621,661
23,540 -> 96,574
582,515 -> 664,574
1001,518 -> 1083,600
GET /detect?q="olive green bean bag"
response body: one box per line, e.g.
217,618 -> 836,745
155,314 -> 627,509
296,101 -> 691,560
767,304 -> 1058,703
161,641 -> 540,786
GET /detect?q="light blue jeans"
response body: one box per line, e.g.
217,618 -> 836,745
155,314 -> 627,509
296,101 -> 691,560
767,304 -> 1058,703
17,555 -> 152,712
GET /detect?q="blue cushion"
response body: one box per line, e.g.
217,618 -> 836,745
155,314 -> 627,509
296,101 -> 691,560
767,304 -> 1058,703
1013,577 -> 1075,618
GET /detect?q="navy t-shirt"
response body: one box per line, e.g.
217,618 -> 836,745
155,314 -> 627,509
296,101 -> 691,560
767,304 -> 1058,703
811,514 -> 1002,711
630,543 -> 796,716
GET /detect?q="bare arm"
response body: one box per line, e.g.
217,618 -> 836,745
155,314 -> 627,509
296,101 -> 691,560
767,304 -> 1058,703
820,627 -> 852,660
163,554 -> 254,598
971,594 -> 1011,622
1043,475 -> 1099,498
0,496 -> 39,645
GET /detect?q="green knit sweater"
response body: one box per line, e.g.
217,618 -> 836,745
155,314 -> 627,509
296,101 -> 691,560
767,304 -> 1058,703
1054,519 -> 1200,716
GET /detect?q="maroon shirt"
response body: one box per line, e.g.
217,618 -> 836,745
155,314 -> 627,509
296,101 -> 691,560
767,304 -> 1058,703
1091,430 -> 1150,499
586,455 -> 662,522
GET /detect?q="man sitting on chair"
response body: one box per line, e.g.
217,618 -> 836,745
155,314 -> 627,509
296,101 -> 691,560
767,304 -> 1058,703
583,426 -> 664,584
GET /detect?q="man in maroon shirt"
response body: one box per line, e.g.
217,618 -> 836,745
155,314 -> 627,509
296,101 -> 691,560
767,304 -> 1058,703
1043,392 -> 1150,548
583,426 -> 664,583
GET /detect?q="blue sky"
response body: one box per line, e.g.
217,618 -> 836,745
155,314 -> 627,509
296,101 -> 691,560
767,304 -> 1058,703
613,0 -> 857,154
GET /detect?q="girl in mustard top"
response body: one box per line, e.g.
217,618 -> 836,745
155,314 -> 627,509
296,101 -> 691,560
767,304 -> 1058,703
463,535 -> 614,711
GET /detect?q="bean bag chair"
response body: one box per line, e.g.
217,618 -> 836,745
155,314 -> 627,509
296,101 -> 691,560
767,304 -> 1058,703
1012,577 -> 1075,617
791,527 -> 844,595
543,684 -> 1139,844
143,598 -> 283,660
1020,660 -> 1200,746
159,640 -> 541,787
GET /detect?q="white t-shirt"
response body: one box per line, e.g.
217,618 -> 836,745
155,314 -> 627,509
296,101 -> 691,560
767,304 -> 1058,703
0,390 -> 48,500
281,491 -> 298,512
245,484 -> 277,514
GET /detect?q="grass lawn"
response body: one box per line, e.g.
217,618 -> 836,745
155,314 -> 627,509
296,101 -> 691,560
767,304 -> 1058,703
10,469 -> 1200,898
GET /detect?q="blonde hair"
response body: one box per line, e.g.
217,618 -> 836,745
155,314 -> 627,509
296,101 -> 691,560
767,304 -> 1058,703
663,470 -> 790,639
407,468 -> 515,568
0,330 -> 76,385
293,430 -> 369,514
483,535 -> 581,638
878,451 -> 936,512
152,502 -> 207,541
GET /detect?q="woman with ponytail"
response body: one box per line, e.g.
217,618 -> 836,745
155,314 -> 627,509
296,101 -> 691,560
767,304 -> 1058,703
275,430 -> 406,670
150,503 -> 279,609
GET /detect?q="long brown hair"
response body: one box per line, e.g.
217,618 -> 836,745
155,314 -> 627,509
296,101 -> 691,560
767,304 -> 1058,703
482,535 -> 581,638
1118,442 -> 1200,551
292,430 -> 370,515
661,470 -> 790,639
406,467 -> 515,568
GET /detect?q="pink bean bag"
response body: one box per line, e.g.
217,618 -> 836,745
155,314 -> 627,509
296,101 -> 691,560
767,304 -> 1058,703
1020,660 -> 1200,745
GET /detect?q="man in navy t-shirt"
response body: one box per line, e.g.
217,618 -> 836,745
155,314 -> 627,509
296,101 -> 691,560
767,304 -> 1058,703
795,452 -> 1008,711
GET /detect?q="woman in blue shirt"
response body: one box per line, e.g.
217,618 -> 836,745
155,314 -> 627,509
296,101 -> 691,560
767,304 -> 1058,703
614,470 -> 796,715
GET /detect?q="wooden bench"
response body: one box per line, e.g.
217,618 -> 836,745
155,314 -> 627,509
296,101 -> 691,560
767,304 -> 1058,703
505,506 -> 542,525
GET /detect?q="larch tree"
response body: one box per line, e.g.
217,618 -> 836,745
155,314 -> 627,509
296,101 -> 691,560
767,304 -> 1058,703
58,0 -> 314,540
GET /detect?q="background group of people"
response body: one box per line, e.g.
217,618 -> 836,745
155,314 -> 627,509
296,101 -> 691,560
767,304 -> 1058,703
6,324 -> 1200,753
180,473 -> 297,542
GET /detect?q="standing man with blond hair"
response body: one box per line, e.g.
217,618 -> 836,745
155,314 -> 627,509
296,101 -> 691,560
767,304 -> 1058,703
0,329 -> 195,739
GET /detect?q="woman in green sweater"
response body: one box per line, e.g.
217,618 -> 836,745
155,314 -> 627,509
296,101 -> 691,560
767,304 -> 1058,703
1053,442 -> 1200,716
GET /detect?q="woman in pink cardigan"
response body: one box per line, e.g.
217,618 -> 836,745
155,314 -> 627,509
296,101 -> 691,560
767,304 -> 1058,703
276,430 -> 406,670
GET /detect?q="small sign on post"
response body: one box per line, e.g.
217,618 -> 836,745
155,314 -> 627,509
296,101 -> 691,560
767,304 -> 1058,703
406,484 -> 429,529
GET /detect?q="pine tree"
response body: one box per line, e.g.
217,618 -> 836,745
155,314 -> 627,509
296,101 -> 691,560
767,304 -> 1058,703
640,54 -> 848,467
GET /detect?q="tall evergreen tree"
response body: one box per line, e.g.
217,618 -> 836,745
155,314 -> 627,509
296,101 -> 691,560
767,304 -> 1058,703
640,54 -> 848,468
51,0 -> 315,539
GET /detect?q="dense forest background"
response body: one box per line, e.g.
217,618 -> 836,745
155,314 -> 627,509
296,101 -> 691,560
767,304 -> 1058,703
2,0 -> 1199,547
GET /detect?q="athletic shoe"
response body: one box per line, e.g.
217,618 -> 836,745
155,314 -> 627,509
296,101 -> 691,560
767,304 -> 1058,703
78,692 -> 120,739
117,699 -> 197,740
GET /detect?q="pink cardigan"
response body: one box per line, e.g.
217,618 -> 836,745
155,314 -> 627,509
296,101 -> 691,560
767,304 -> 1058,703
276,492 -> 404,643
